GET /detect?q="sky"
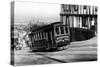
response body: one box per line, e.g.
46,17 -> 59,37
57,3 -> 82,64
14,1 -> 61,25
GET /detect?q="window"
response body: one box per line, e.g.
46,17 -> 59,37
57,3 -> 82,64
34,34 -> 35,40
65,27 -> 69,33
82,17 -> 87,27
83,6 -> 87,9
45,32 -> 46,38
32,36 -> 34,41
38,33 -> 40,40
43,32 -> 46,39
40,33 -> 42,39
41,33 -> 43,40
36,34 -> 37,40
55,27 -> 59,35
33,35 -> 35,39
60,27 -> 64,34
95,7 -> 98,12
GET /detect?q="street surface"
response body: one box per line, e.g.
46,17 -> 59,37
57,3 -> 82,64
12,36 -> 97,66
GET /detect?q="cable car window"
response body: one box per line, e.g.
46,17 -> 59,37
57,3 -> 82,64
33,35 -> 35,39
42,33 -> 44,39
55,27 -> 59,35
35,34 -> 36,40
38,33 -> 40,40
65,27 -> 68,33
45,32 -> 47,38
34,34 -> 36,40
39,33 -> 41,39
35,34 -> 36,39
40,33 -> 42,39
40,33 -> 42,40
43,33 -> 46,39
36,34 -> 37,40
37,33 -> 39,40
60,26 -> 64,34
37,33 -> 38,40
32,36 -> 34,41
35,34 -> 37,39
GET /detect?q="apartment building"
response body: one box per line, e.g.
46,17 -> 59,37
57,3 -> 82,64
60,4 -> 97,31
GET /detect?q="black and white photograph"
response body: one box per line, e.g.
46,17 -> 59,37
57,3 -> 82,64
11,1 -> 98,66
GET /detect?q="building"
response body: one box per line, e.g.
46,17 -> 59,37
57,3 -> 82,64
11,24 -> 27,48
60,4 -> 98,41
60,4 -> 97,32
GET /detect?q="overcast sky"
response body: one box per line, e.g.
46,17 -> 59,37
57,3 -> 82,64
14,2 -> 61,25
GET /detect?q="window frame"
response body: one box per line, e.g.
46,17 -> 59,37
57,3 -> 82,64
55,27 -> 60,35
60,26 -> 65,34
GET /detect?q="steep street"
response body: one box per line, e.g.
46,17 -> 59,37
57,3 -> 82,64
13,36 -> 97,66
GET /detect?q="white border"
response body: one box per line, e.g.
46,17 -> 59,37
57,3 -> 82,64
0,0 -> 99,67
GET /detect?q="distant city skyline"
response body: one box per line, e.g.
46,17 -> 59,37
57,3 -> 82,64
14,2 -> 61,25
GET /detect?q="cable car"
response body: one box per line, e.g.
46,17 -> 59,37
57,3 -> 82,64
29,22 -> 70,51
